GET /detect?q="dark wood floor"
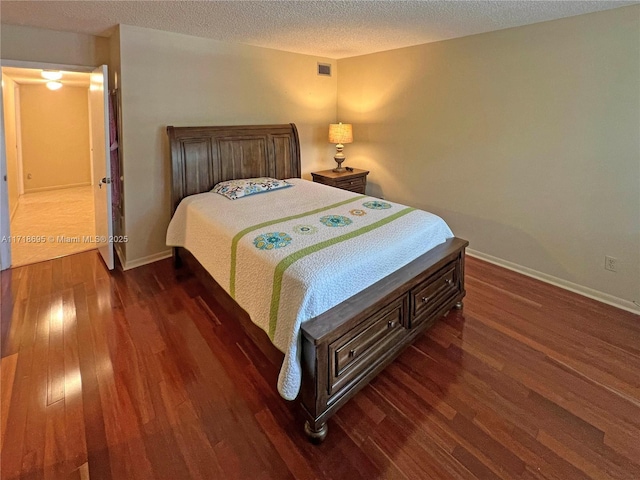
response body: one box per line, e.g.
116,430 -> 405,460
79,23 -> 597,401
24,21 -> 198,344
1,251 -> 638,480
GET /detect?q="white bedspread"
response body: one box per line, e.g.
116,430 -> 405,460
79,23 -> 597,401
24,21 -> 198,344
166,179 -> 453,400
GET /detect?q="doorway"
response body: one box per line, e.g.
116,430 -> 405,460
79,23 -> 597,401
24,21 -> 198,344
0,62 -> 114,270
2,67 -> 95,266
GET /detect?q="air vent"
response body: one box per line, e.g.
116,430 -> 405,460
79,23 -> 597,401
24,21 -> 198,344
318,63 -> 332,77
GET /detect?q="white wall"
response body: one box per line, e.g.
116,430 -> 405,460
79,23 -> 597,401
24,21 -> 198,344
337,5 -> 640,307
118,25 -> 337,264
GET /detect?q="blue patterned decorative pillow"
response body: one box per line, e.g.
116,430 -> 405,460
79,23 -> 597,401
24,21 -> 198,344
211,177 -> 292,200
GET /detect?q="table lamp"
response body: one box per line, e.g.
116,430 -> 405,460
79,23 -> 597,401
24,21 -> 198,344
328,123 -> 353,172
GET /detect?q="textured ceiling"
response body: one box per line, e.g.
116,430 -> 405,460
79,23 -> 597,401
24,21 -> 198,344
1,1 -> 637,59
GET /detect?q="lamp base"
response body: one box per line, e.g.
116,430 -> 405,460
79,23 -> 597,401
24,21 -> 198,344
333,156 -> 346,173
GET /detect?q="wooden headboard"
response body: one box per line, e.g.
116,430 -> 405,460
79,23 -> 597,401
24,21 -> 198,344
166,123 -> 301,213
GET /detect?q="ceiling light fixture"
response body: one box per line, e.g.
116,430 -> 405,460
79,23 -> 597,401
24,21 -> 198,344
41,70 -> 63,81
46,81 -> 63,91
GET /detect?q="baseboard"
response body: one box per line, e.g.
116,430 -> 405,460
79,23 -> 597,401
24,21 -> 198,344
25,182 -> 91,193
118,247 -> 639,313
10,197 -> 19,221
123,250 -> 172,271
466,248 -> 640,315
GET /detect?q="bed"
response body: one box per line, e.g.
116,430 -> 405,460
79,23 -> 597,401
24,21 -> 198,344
166,123 -> 468,442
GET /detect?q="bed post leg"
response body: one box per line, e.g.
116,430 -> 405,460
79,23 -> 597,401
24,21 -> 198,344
173,248 -> 182,269
454,301 -> 463,309
304,420 -> 328,444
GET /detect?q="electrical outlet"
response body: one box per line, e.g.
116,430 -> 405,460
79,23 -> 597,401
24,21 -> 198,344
605,256 -> 617,272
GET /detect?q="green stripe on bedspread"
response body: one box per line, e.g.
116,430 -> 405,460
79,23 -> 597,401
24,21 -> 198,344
229,195 -> 365,297
268,207 -> 415,340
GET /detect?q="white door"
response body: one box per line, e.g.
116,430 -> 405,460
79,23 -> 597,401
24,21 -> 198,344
90,65 -> 114,270
0,84 -> 11,270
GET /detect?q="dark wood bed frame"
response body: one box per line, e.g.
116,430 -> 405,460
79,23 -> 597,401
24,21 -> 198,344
167,123 -> 468,443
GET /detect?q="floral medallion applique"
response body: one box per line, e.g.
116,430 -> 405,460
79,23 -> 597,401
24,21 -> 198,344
363,200 -> 392,210
254,232 -> 292,250
320,215 -> 353,227
349,209 -> 366,216
293,225 -> 318,235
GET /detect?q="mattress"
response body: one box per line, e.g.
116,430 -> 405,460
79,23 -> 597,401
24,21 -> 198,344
166,178 -> 453,400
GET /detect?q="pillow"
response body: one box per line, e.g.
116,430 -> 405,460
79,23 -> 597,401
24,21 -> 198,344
211,177 -> 292,200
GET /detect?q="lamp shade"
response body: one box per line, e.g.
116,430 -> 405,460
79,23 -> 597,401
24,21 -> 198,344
328,123 -> 353,144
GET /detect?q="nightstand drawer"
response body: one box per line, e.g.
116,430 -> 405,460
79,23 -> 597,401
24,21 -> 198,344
328,296 -> 407,395
311,168 -> 369,195
341,184 -> 366,194
409,261 -> 460,328
334,176 -> 365,190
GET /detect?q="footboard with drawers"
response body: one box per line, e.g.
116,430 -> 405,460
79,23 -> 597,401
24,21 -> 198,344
300,237 -> 467,441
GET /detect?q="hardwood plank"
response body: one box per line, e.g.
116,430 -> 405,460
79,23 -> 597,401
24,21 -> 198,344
1,267 -> 29,358
0,280 -> 40,479
43,399 -> 66,480
358,437 -> 412,480
451,444 -> 502,480
0,353 -> 18,451
508,425 -> 593,480
46,294 -> 65,406
73,283 -> 113,480
254,407 -> 318,480
84,285 -> 155,480
1,268 -> 20,357
61,287 -> 87,473
20,294 -> 51,478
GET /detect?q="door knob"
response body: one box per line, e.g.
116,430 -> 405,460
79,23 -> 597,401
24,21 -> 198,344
99,177 -> 111,189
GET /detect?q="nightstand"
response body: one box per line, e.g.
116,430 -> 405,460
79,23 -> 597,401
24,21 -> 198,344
311,168 -> 369,194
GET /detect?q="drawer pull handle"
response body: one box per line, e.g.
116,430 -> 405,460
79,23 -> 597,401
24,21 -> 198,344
348,349 -> 356,358
349,181 -> 354,185
422,296 -> 430,303
387,320 -> 396,329
445,278 -> 454,286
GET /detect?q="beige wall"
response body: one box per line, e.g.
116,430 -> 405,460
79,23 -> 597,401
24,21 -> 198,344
4,12 -> 635,307
337,6 -> 640,305
0,24 -> 109,66
1,74 -> 19,216
20,84 -> 91,192
118,25 -> 337,263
